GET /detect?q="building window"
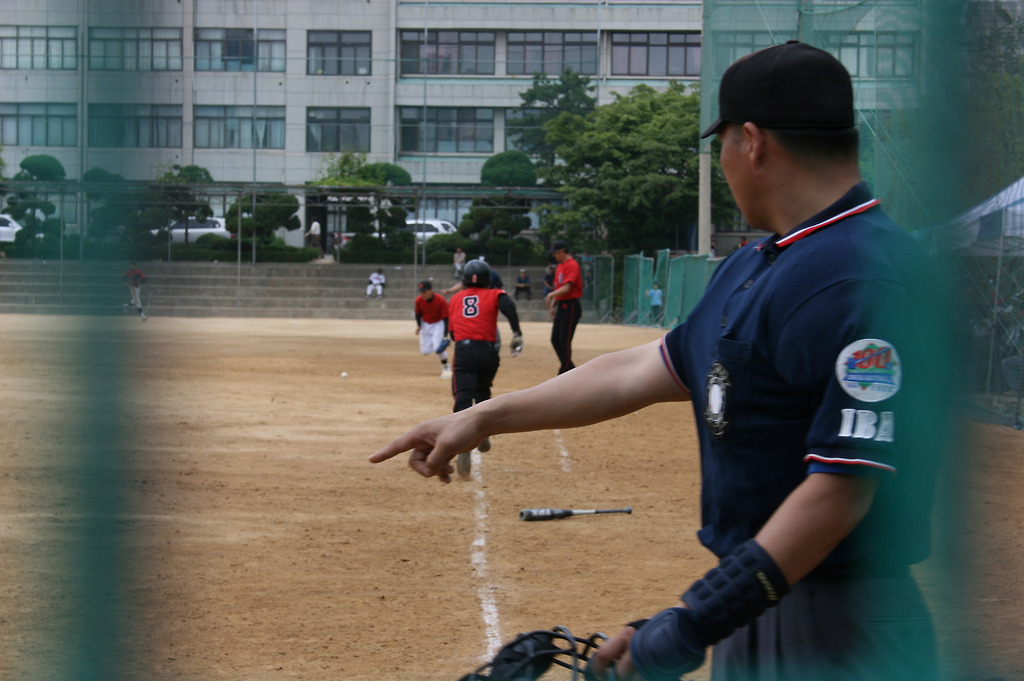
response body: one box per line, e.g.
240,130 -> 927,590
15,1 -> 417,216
0,26 -> 77,70
711,32 -> 792,74
399,30 -> 495,75
89,104 -> 182,147
89,27 -> 183,71
0,103 -> 77,146
306,107 -> 370,152
611,32 -> 701,77
507,31 -> 597,76
194,106 -> 285,148
195,28 -> 285,72
307,31 -> 371,75
832,32 -> 915,78
399,107 -> 494,153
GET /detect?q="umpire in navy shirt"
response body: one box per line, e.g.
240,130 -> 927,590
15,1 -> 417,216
372,41 -> 954,681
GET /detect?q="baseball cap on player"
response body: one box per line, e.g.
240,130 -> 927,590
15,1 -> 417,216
551,239 -> 570,253
418,280 -> 432,291
701,41 -> 854,139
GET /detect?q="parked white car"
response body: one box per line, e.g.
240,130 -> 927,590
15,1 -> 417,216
152,217 -> 231,243
403,218 -> 458,243
0,214 -> 26,242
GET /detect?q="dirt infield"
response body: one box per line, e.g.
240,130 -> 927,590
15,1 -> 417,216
1,315 -> 1021,681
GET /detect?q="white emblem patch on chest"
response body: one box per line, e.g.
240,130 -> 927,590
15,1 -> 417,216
705,361 -> 731,437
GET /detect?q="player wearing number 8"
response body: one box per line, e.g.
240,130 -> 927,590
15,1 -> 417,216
446,259 -> 523,478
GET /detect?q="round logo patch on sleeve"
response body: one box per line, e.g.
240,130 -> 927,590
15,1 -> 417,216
835,339 -> 901,402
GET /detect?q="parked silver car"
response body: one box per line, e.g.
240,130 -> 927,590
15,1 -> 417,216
403,218 -> 457,243
152,217 -> 231,243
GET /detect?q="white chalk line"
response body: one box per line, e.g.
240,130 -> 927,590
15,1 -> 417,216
470,429 -> 570,660
553,429 -> 572,472
470,449 -> 503,659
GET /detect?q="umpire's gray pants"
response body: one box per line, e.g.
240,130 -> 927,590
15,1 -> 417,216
711,573 -> 937,681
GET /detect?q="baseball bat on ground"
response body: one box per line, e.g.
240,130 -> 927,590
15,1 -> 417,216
519,507 -> 632,521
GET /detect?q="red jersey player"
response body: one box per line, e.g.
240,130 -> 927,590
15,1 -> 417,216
545,239 -> 583,373
446,260 -> 523,478
414,280 -> 451,378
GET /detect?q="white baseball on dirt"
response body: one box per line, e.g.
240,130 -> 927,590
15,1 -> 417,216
341,371 -> 348,378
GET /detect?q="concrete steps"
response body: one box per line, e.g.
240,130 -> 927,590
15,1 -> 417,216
0,259 -> 562,322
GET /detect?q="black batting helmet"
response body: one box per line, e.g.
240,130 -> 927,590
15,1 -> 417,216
462,259 -> 491,288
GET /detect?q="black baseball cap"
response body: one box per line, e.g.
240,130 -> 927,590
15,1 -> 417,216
551,239 -> 570,253
701,41 -> 854,139
418,280 -> 432,291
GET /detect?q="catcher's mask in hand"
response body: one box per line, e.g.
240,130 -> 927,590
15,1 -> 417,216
458,626 -> 608,681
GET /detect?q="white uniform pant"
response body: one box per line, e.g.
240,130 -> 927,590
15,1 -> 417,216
419,319 -> 448,361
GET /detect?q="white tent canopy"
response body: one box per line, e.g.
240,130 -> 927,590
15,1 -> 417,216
918,176 -> 1024,256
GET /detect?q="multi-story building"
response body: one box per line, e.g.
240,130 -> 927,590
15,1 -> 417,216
0,1 -> 702,203
2,0 -> 943,239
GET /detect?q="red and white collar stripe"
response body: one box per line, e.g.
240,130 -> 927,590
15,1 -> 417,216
775,199 -> 881,249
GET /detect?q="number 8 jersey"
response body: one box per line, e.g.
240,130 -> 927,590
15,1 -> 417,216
449,288 -> 505,342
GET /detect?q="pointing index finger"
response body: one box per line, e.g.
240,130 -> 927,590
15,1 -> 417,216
368,437 -> 412,464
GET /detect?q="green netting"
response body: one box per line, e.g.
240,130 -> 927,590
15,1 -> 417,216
701,1 -> 965,232
589,254 -> 616,322
622,254 -> 654,325
660,254 -> 723,329
621,251 -> 721,328
684,1 -> 1024,429
699,4 -> 1015,679
663,256 -> 688,329
653,249 -> 670,288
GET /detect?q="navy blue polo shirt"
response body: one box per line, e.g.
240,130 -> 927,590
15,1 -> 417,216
662,183 -> 941,570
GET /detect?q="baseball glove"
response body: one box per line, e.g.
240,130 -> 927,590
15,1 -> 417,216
436,338 -> 451,354
458,626 -> 607,681
510,333 -> 524,357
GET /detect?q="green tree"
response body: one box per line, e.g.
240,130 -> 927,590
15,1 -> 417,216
147,164 -> 215,246
359,162 -> 413,186
540,82 -> 735,253
312,152 -> 374,186
82,166 -> 139,242
458,151 -> 538,264
313,152 -> 413,246
513,70 -> 597,167
5,154 -> 67,241
481,150 -> 537,187
225,192 -> 301,241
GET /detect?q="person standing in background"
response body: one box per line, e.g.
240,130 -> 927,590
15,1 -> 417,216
514,269 -> 532,300
453,247 -> 466,280
305,219 -> 322,254
647,282 -> 663,325
545,240 -> 582,374
123,262 -> 147,321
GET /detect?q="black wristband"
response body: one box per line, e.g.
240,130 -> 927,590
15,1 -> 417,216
681,539 -> 790,644
626,618 -> 649,630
